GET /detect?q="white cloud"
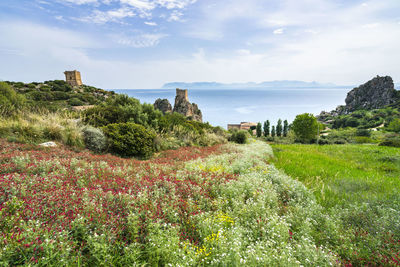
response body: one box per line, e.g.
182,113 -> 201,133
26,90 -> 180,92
156,0 -> 197,9
62,0 -> 197,24
144,21 -> 157,26
168,10 -> 183,21
62,0 -> 98,4
115,33 -> 167,47
273,28 -> 284,34
121,0 -> 155,10
81,7 -> 136,24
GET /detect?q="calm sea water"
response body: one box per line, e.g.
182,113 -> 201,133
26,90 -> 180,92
113,88 -> 348,128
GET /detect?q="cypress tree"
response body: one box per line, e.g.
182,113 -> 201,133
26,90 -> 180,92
271,126 -> 276,137
256,122 -> 262,137
276,119 -> 282,137
283,120 -> 289,137
263,120 -> 270,136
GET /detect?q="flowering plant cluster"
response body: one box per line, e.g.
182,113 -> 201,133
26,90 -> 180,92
0,139 -> 399,266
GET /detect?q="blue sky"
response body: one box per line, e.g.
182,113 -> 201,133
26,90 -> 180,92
0,0 -> 399,88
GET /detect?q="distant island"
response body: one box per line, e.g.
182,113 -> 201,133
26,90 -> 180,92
162,80 -> 348,89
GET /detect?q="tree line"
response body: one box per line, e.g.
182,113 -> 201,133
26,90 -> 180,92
255,119 -> 289,138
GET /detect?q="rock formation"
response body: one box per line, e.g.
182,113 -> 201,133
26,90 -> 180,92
153,98 -> 172,114
344,76 -> 397,112
318,76 -> 399,120
153,89 -> 203,122
173,89 -> 203,122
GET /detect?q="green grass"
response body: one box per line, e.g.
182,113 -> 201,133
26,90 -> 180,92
271,144 -> 400,208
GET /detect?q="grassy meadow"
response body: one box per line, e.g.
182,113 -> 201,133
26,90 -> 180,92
271,144 -> 400,208
271,144 -> 400,266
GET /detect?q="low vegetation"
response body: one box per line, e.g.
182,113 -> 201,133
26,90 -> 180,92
4,80 -> 113,111
0,81 -> 228,158
272,143 -> 400,265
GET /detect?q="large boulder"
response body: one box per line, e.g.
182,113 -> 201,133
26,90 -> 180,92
173,89 -> 203,122
345,76 -> 397,112
154,98 -> 172,114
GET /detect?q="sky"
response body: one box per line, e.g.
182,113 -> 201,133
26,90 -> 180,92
0,0 -> 399,89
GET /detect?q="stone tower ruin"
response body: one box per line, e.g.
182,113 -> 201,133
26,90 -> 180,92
175,88 -> 188,101
173,88 -> 202,122
64,70 -> 83,86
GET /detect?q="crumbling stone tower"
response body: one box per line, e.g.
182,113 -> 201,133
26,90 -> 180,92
64,70 -> 83,86
173,88 -> 202,122
176,88 -> 188,101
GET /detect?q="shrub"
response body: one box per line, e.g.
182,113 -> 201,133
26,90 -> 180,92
379,137 -> 400,147
83,94 -> 161,128
318,138 -> 331,145
265,136 -> 275,142
229,130 -> 248,144
82,126 -> 107,153
387,118 -> 400,133
333,139 -> 347,144
68,97 -> 85,106
102,122 -> 156,158
355,136 -> 373,144
0,82 -> 26,116
356,128 -> 371,137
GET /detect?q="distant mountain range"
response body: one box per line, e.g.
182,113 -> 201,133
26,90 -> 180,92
162,80 -> 348,89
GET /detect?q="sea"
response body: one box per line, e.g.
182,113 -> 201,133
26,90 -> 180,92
113,88 -> 349,128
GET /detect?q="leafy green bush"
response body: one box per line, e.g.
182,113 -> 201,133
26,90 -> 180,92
318,138 -> 331,145
102,122 -> 156,158
379,136 -> 400,147
229,130 -> 248,144
44,80 -> 73,92
82,126 -> 107,153
84,94 -> 161,128
355,136 -> 373,144
356,128 -> 371,137
387,118 -> 400,133
0,82 -> 26,116
68,97 -> 85,106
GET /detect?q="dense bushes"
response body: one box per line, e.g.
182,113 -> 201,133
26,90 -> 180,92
0,82 -> 26,116
229,130 -> 248,144
5,80 -> 114,112
102,122 -> 156,158
328,107 -> 399,130
2,80 -> 227,157
379,134 -> 400,147
83,94 -> 162,128
387,118 -> 400,133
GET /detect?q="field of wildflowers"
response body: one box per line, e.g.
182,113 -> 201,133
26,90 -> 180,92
0,139 -> 399,265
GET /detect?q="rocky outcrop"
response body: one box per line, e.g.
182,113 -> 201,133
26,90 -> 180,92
344,76 -> 397,112
318,76 -> 399,121
173,89 -> 203,122
154,98 -> 172,114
